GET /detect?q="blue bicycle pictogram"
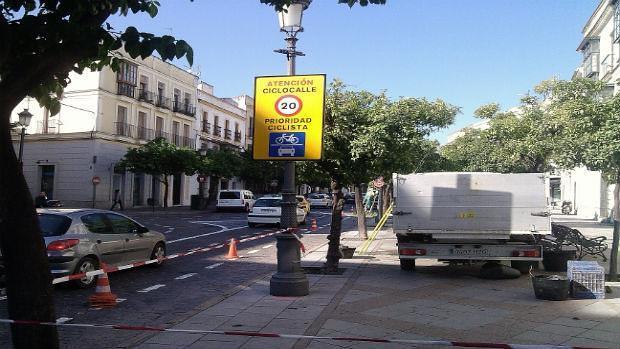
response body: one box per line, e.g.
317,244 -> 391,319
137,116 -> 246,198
269,132 -> 305,157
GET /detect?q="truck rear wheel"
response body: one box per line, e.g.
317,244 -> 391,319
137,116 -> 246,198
400,259 -> 415,271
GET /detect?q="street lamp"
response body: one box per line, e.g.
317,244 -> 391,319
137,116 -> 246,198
17,108 -> 33,168
270,0 -> 311,297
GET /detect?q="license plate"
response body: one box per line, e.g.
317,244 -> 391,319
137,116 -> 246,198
261,209 -> 277,213
452,248 -> 489,256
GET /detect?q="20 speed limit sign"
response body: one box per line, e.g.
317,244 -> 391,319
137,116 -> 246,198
275,95 -> 303,116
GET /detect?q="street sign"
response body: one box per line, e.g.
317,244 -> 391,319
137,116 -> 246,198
373,176 -> 385,188
92,176 -> 101,185
252,74 -> 326,160
197,175 -> 207,183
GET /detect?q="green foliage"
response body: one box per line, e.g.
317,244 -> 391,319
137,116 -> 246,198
199,148 -> 244,180
301,80 -> 458,187
539,78 -> 620,182
118,138 -> 201,178
441,101 -> 553,173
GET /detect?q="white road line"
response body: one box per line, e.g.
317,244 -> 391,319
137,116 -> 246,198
209,243 -> 219,247
168,226 -> 246,244
241,235 -> 250,238
116,298 -> 126,303
0,296 -> 6,301
262,244 -> 274,249
247,249 -> 260,254
174,273 -> 197,280
137,284 -> 166,293
205,263 -> 223,269
56,317 -> 73,324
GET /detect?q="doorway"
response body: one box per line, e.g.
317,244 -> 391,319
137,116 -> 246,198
172,173 -> 182,205
133,173 -> 144,206
39,165 -> 55,199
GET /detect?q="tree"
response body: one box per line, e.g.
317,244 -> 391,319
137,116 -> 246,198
198,148 -> 244,196
238,148 -> 282,194
0,1 -> 384,347
536,78 -> 620,281
118,138 -> 202,207
304,80 -> 457,271
441,101 -> 553,173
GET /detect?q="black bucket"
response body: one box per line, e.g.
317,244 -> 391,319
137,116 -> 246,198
531,275 -> 570,301
340,246 -> 356,259
542,250 -> 577,272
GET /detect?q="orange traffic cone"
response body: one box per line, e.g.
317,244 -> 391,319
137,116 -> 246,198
226,238 -> 239,259
89,264 -> 117,308
311,218 -> 318,232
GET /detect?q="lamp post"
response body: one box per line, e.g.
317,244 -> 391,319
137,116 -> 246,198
17,109 -> 33,169
270,0 -> 311,297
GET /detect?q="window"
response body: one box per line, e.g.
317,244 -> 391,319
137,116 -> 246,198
254,198 -> 282,207
38,214 -> 72,237
105,213 -> 138,234
81,214 -> 113,234
615,1 -> 620,42
219,192 -> 241,199
116,106 -> 130,136
183,124 -> 190,138
117,106 -> 127,123
156,117 -> 164,135
117,61 -> 138,85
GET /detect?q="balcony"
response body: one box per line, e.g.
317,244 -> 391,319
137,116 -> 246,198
601,54 -> 614,79
138,89 -> 155,104
156,95 -> 171,109
117,82 -> 136,98
213,126 -> 222,137
234,131 -> 242,142
202,121 -> 211,134
583,52 -> 600,78
224,129 -> 232,140
114,122 -> 135,138
182,136 -> 195,149
173,101 -> 196,117
137,126 -> 154,141
154,130 -> 169,140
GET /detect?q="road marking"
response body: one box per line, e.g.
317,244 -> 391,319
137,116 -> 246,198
168,225 -> 246,244
262,244 -> 274,249
0,296 -> 6,301
56,317 -> 73,324
175,273 -> 197,280
137,284 -> 166,293
116,298 -> 126,303
247,249 -> 260,254
205,263 -> 223,269
209,243 -> 219,247
241,235 -> 250,238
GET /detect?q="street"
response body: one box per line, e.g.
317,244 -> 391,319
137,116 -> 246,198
0,207 -> 356,348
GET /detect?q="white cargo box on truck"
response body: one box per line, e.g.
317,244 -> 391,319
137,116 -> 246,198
393,172 -> 549,270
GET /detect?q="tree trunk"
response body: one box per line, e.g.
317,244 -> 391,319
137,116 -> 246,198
355,185 -> 368,239
324,180 -> 344,273
610,180 -> 620,281
163,177 -> 169,208
0,112 -> 59,348
382,183 -> 392,212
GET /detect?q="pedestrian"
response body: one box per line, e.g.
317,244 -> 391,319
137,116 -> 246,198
110,189 -> 124,211
35,192 -> 48,208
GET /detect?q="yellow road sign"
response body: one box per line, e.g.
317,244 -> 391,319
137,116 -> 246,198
252,74 -> 326,160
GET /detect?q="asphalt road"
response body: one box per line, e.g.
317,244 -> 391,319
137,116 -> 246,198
0,206 -> 357,348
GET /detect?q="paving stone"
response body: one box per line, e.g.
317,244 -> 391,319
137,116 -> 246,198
549,316 -> 601,329
239,337 -> 298,349
562,336 -> 620,349
143,332 -> 203,346
577,328 -> 620,343
510,330 -> 575,345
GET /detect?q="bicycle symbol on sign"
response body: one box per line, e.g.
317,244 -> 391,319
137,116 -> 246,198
275,133 -> 300,144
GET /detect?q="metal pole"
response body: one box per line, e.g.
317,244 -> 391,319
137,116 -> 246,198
92,184 -> 97,208
270,33 -> 309,297
17,126 -> 26,169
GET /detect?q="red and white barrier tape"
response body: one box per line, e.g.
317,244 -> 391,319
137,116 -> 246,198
0,318 -> 602,349
51,231 -> 279,285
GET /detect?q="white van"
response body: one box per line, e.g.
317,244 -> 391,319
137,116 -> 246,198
216,190 -> 255,211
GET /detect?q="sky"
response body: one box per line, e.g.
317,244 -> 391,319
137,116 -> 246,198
110,0 -> 599,143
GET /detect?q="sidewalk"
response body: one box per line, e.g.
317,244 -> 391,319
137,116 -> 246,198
134,230 -> 620,349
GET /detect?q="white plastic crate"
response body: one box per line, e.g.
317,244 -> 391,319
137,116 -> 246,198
567,261 -> 605,299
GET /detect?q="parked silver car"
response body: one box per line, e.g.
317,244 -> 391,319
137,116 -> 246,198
39,209 -> 166,288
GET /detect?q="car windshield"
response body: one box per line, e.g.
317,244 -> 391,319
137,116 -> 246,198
220,192 -> 240,199
38,213 -> 72,237
309,194 -> 323,199
254,199 -> 282,207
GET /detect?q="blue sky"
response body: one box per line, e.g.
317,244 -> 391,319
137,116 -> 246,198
110,0 -> 598,143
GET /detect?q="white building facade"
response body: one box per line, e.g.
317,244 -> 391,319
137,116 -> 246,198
11,51 -> 200,208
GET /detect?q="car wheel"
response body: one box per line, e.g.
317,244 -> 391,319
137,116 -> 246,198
248,222 -> 257,228
73,257 -> 99,289
150,242 -> 166,267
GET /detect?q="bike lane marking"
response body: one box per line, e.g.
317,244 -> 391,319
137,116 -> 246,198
137,284 -> 166,293
174,273 -> 197,280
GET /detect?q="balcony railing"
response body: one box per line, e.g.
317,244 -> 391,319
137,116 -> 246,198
213,126 -> 222,137
202,121 -> 211,134
583,52 -> 600,78
138,89 -> 155,103
154,130 -> 169,140
156,95 -> 171,109
234,131 -> 242,142
117,82 -> 135,98
224,129 -> 232,140
601,54 -> 614,78
173,101 -> 196,117
137,126 -> 153,140
114,122 -> 135,137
